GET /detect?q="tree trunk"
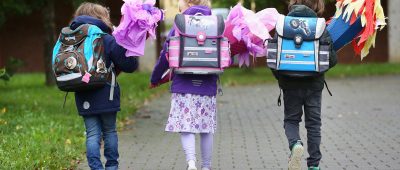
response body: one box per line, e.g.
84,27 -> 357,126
42,0 -> 56,86
155,0 -> 165,59
251,0 -> 256,11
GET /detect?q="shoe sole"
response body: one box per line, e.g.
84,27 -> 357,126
288,145 -> 304,170
187,167 -> 197,170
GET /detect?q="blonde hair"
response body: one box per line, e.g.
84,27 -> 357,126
74,2 -> 113,31
289,0 -> 325,16
184,0 -> 211,7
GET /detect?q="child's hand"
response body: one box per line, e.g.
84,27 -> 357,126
149,83 -> 159,89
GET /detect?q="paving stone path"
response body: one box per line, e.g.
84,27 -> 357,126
79,76 -> 400,170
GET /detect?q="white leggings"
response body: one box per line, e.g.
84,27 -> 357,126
180,132 -> 214,168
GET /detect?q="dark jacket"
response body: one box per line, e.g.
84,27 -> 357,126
71,16 -> 138,116
273,5 -> 337,90
150,6 -> 219,96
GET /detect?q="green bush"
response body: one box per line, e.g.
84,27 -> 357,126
0,57 -> 24,82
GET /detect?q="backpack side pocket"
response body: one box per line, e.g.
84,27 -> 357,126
266,38 -> 278,70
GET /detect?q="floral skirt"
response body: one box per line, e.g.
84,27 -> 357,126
165,93 -> 217,133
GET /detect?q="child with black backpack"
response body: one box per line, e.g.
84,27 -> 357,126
52,2 -> 138,170
266,0 -> 337,169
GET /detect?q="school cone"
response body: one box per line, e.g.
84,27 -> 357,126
327,0 -> 386,60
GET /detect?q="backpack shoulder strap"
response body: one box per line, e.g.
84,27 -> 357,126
109,63 -> 116,101
324,80 -> 333,96
82,25 -> 107,72
217,77 -> 223,96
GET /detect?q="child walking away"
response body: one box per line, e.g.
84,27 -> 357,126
151,0 -> 230,169
52,2 -> 138,170
266,0 -> 337,169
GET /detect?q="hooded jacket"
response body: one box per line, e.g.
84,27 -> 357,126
70,15 -> 138,116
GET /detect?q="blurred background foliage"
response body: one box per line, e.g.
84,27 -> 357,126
213,0 -> 287,12
0,57 -> 24,82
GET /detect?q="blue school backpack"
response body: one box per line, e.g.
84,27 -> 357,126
266,15 -> 332,77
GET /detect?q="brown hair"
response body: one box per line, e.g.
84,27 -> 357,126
74,2 -> 113,30
288,0 -> 325,16
185,0 -> 212,7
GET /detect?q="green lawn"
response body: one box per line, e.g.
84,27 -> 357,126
0,63 -> 399,169
0,72 -> 166,169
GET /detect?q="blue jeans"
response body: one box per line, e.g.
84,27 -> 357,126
83,112 -> 119,170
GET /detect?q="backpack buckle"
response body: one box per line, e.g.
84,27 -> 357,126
294,34 -> 303,48
197,32 -> 206,45
96,58 -> 108,74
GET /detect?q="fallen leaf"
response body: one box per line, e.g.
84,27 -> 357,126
0,119 -> 7,125
65,139 -> 72,145
16,125 -> 23,130
0,107 -> 6,114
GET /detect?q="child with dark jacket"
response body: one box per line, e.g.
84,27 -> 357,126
273,0 -> 337,170
70,3 -> 138,170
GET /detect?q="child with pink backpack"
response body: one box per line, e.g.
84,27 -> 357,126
150,0 -> 230,169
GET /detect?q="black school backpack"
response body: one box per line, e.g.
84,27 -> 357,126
52,24 -> 116,101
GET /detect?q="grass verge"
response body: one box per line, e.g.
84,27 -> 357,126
0,72 -> 166,169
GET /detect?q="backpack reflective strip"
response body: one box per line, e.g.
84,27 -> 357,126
169,46 -> 180,50
56,73 -> 82,81
169,57 -> 180,61
320,61 -> 329,65
182,58 -> 218,62
267,59 -> 277,63
87,57 -> 94,72
280,61 -> 316,65
281,50 -> 314,55
184,47 -> 218,51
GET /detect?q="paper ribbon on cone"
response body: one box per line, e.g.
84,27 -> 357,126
224,4 -> 279,67
328,0 -> 386,60
113,0 -> 164,57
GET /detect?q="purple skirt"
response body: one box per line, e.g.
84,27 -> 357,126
165,93 -> 217,133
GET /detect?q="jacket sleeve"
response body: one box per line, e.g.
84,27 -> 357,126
150,29 -> 175,84
104,35 -> 138,73
321,30 -> 338,68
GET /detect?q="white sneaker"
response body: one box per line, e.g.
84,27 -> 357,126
201,167 -> 211,170
288,142 -> 304,170
187,160 -> 197,170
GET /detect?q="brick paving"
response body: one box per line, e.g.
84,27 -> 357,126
78,75 -> 400,170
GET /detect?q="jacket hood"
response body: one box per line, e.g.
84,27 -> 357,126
288,5 -> 318,17
70,15 -> 112,33
183,5 -> 212,15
